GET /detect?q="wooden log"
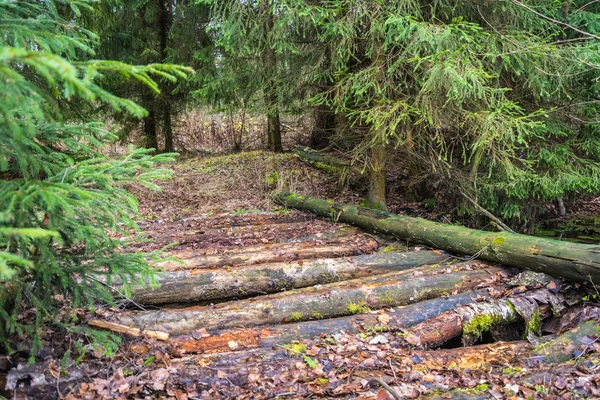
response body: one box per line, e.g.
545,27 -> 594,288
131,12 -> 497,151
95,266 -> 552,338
532,319 -> 600,364
155,233 -> 378,270
137,211 -> 313,232
128,289 -> 496,355
131,250 -> 448,305
276,192 -> 600,284
104,265 -> 511,335
133,221 -> 335,250
406,288 -> 570,348
292,147 -> 354,171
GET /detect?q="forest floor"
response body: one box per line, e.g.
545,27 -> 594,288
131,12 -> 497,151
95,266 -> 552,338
2,151 -> 600,400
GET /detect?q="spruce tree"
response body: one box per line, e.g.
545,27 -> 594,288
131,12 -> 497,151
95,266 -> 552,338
0,0 -> 188,357
298,0 -> 600,227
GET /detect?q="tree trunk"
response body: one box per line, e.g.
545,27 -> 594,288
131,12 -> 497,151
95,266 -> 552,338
102,265 -> 509,335
366,40 -> 388,210
129,250 -> 447,305
163,102 -> 174,152
276,193 -> 600,284
262,10 -> 282,153
158,0 -> 174,153
310,103 -> 335,150
143,108 -> 158,150
368,141 -> 387,210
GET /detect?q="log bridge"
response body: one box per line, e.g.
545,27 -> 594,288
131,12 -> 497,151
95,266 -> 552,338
90,199 -> 599,368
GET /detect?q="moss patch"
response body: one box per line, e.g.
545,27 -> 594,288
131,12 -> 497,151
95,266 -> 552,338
502,367 -> 523,376
493,236 -> 505,245
289,312 -> 304,322
463,314 -> 498,340
346,301 -> 370,315
284,342 -> 307,355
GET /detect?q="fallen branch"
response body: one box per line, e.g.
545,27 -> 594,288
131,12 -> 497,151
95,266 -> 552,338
87,320 -> 169,341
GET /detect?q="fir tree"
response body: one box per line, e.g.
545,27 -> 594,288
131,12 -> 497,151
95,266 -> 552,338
0,0 -> 189,358
296,0 -> 600,228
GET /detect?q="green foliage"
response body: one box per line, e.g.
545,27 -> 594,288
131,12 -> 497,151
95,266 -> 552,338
0,0 -> 186,358
84,0 -> 199,150
293,0 -> 600,228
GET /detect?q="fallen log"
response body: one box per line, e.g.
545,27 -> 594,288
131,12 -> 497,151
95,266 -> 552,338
405,287 -> 571,348
532,319 -> 600,364
134,221 -> 333,250
99,264 -> 511,335
276,192 -> 600,284
292,147 -> 354,172
131,250 -> 448,305
126,289 -> 496,353
155,232 -> 378,270
137,211 -> 313,232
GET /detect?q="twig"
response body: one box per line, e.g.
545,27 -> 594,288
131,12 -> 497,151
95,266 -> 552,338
509,0 -> 600,40
459,189 -> 515,233
368,377 -> 402,400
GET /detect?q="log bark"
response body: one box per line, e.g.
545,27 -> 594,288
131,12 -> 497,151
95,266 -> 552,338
103,265 -> 511,335
276,192 -> 600,284
406,288 -> 570,348
532,319 -> 600,364
132,221 -> 358,252
155,233 -> 378,270
292,147 -> 354,171
126,289 -> 495,354
131,250 -> 448,305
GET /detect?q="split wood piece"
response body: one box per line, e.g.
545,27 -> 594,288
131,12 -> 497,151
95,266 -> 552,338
100,264 -> 512,335
87,320 -> 169,341
276,192 -> 600,284
156,232 -> 378,271
154,289 -> 497,354
406,288 -> 569,348
131,250 -> 448,305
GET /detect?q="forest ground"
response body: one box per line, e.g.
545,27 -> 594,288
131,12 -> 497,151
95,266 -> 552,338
2,151 -> 600,399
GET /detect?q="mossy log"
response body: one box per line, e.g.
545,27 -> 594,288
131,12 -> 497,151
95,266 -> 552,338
532,319 -> 600,364
406,288 -> 568,348
292,147 -> 354,171
126,289 -> 495,354
101,265 -> 510,335
156,232 -> 378,270
131,250 -> 447,305
276,192 -> 600,284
